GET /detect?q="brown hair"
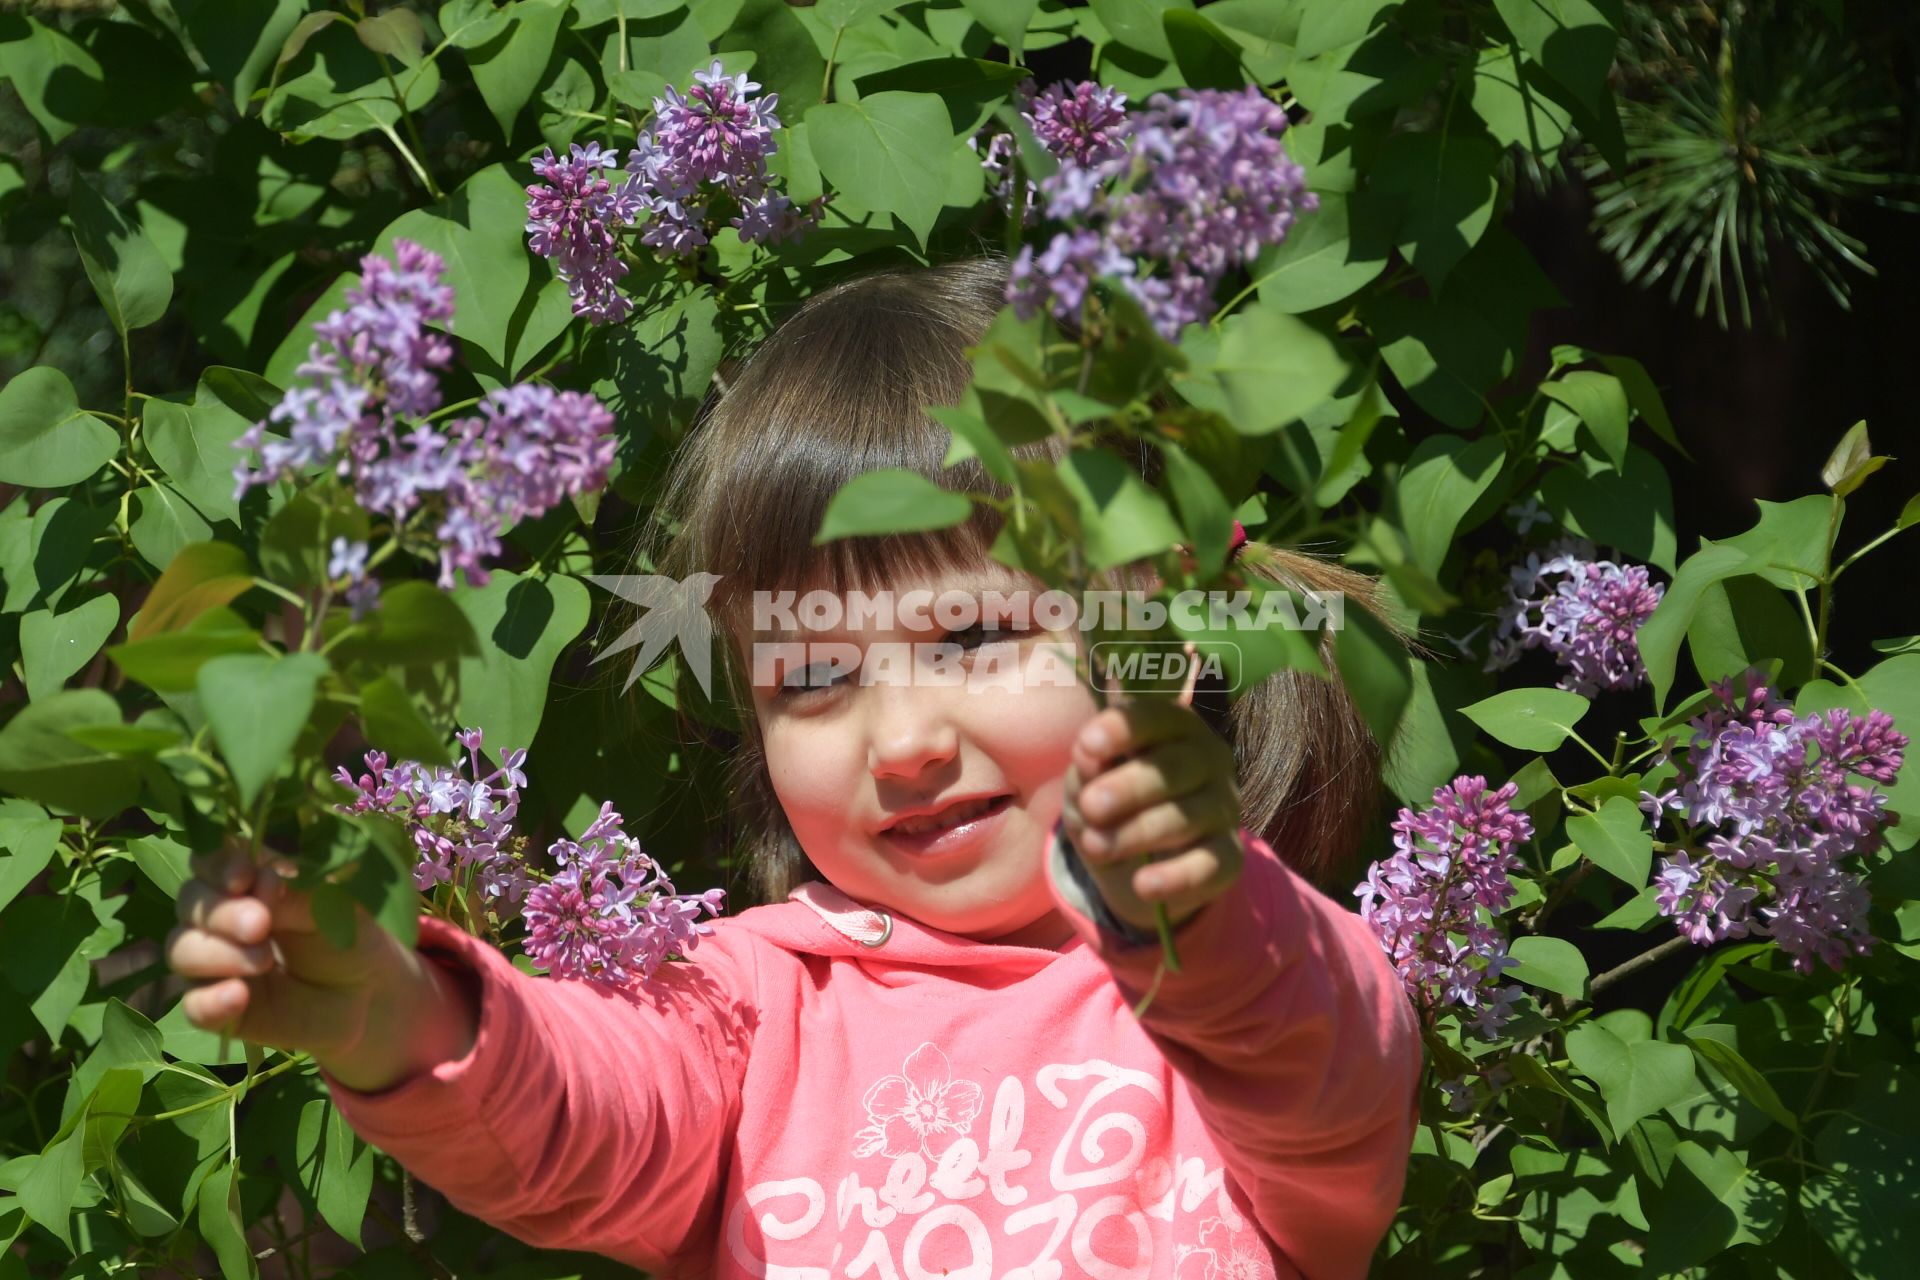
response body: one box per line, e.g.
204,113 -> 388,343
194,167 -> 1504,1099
623,258 -> 1390,906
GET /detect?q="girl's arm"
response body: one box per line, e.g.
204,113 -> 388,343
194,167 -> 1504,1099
321,914 -> 759,1274
1049,827 -> 1421,1280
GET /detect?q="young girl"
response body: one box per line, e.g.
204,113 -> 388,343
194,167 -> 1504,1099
169,259 -> 1420,1279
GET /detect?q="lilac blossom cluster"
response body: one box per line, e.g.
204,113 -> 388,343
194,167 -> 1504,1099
525,62 -> 817,323
1355,776 -> 1535,1037
974,79 -> 1135,223
232,242 -> 616,591
1644,669 -> 1906,972
1004,84 -> 1316,337
334,728 -> 725,986
1487,539 -> 1666,696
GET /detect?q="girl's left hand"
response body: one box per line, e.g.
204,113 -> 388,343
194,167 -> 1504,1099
1062,698 -> 1245,935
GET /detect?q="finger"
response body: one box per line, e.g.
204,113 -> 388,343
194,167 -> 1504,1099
1133,838 -> 1244,917
211,970 -> 367,1058
1072,700 -> 1201,776
251,858 -> 322,935
180,885 -> 274,945
1078,793 -> 1226,864
1076,744 -> 1212,827
190,837 -> 259,895
167,926 -> 277,979
181,977 -> 253,1033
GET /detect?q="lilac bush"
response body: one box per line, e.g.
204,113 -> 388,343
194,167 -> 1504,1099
1005,84 -> 1316,336
1356,776 -> 1534,1037
525,61 -> 817,322
1488,540 -> 1666,695
1645,669 -> 1907,971
233,241 -> 617,590
335,728 -> 725,984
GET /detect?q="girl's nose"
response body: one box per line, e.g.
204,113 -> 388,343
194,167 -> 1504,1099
866,690 -> 959,780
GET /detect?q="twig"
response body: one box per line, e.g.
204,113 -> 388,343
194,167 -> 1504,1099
1589,934 -> 1693,996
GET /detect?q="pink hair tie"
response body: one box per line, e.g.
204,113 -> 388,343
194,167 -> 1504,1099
1229,520 -> 1249,558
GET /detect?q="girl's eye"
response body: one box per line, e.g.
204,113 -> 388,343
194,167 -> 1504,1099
950,621 -> 1026,650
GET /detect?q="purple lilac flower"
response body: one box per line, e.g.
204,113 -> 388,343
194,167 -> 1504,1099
525,62 -> 817,320
1487,539 -> 1666,696
525,143 -> 644,323
1008,85 -> 1316,336
1026,79 -> 1132,166
327,536 -> 382,622
1646,670 -> 1907,972
336,732 -> 726,986
522,801 -> 726,984
1355,776 -> 1535,1037
233,243 -> 617,592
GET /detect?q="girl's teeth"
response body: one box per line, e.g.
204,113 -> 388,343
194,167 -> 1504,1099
896,797 -> 995,836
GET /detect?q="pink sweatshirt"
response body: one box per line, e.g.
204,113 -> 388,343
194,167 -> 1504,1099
323,829 -> 1421,1279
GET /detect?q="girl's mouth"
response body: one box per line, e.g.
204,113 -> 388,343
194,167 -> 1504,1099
881,794 -> 1014,856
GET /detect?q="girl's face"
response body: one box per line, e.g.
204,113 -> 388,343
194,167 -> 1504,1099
741,560 -> 1097,947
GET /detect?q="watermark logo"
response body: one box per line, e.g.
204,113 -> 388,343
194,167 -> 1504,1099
1091,641 -> 1241,693
585,576 -> 1336,698
586,573 -> 722,696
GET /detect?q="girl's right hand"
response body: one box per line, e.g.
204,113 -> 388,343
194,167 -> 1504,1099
167,838 -> 475,1091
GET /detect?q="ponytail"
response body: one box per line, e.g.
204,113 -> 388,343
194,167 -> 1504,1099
1223,545 -> 1400,884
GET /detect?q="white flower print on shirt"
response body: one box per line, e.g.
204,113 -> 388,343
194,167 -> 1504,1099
853,1042 -> 986,1160
1173,1217 -> 1277,1280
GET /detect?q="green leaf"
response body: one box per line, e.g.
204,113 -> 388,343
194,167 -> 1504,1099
818,0 -> 911,31
0,16 -> 105,143
1469,41 -> 1573,159
1333,604 -> 1412,745
197,651 -> 329,808
67,1001 -> 164,1122
19,594 -> 120,702
142,369 -> 275,526
376,164 -> 536,369
68,176 -> 173,336
1634,542 -> 1757,710
1820,421 -> 1889,498
1506,935 -> 1589,999
1204,303 -> 1349,434
184,0 -> 307,109
127,833 -> 191,896
356,8 -> 427,59
108,607 -> 260,693
129,540 -> 255,642
195,1162 -> 257,1280
1800,1063 -> 1920,1280
1395,435 -> 1505,576
715,0 -> 826,115
1369,130 -> 1500,289
17,1106 -> 86,1249
1158,439 -> 1235,576
1680,1032 -> 1799,1134
1567,1023 -> 1697,1137
263,20 -> 440,142
357,675 -> 452,765
1058,449 -> 1185,570
1642,1139 -> 1786,1272
1491,0 -> 1618,113
1089,0 -> 1192,58
129,482 -> 216,573
257,492 -> 370,592
1163,10 -> 1244,89
1460,687 -> 1591,753
1539,370 -> 1630,470
1536,445 -> 1677,572
0,367 -> 119,488
1714,495 -> 1835,590
323,581 -> 481,665
1688,574 -> 1814,689
814,469 -> 974,542
467,0 -> 568,141
1294,0 -> 1396,59
930,406 -> 1017,486
452,570 -> 591,755
295,1099 -> 374,1249
806,93 -> 957,248
0,690 -> 142,819
439,0 -> 513,47
959,0 -> 1039,58
1566,795 -> 1652,887
0,807 -> 60,914
1252,191 -> 1390,314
